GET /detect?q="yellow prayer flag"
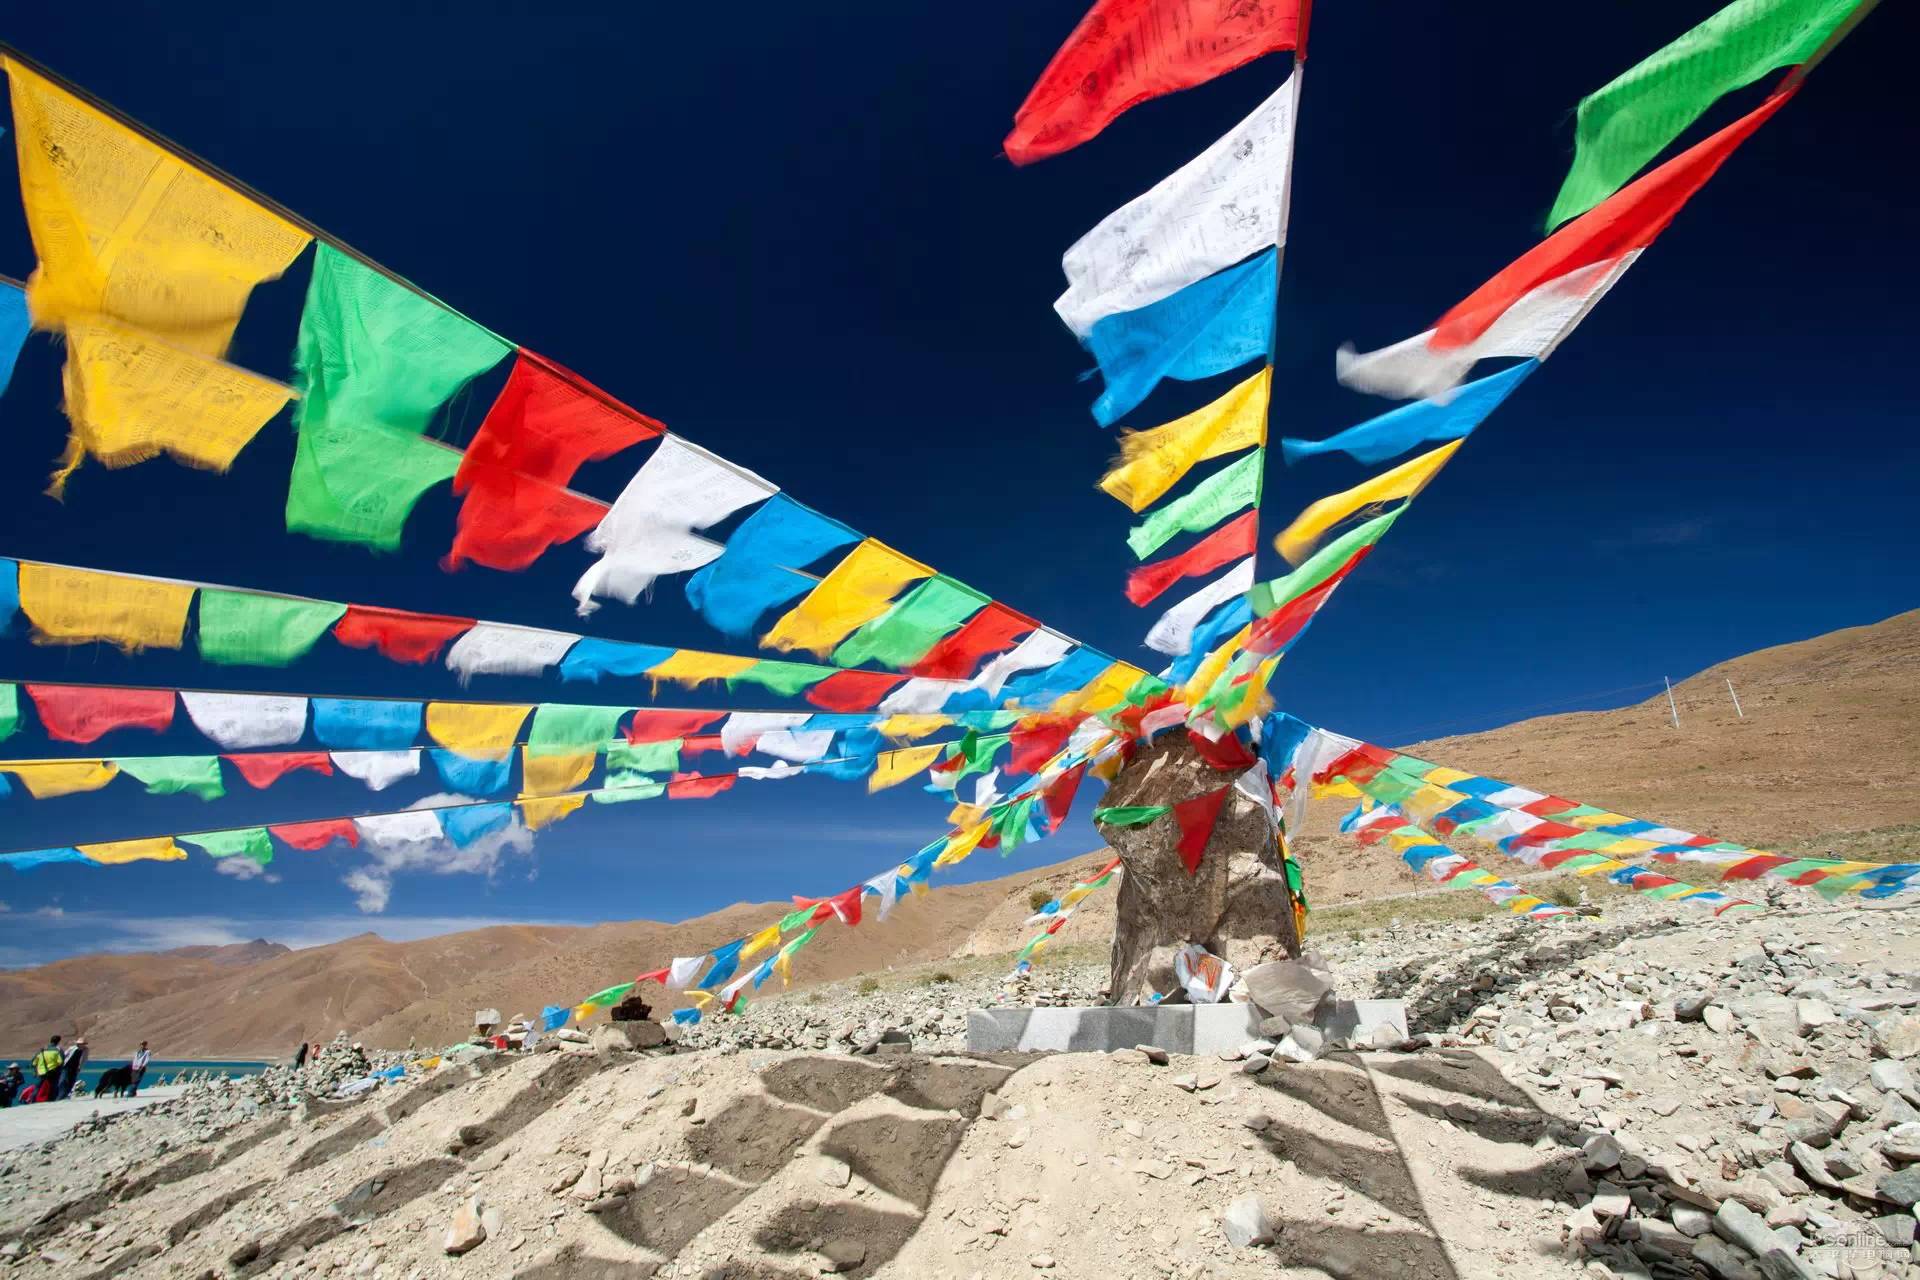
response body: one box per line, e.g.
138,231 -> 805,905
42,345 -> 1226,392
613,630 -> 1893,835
5,57 -> 311,354
50,319 -> 294,496
5,759 -> 120,798
1404,784 -> 1463,823
1099,367 -> 1269,512
933,823 -> 989,869
645,650 -> 757,689
517,792 -> 587,831
876,714 -> 947,742
1421,766 -> 1477,788
426,702 -> 533,761
17,562 -> 194,652
1599,838 -> 1662,856
1090,751 -> 1127,783
521,747 -> 595,796
1571,858 -> 1626,878
571,1002 -> 596,1022
869,745 -> 943,793
1570,811 -> 1636,830
687,990 -> 714,1008
740,923 -> 784,960
1051,662 -> 1145,715
1182,624 -> 1251,702
1275,439 -> 1463,565
78,836 -> 186,865
946,801 -> 986,828
1313,777 -> 1364,799
1508,896 -> 1547,914
761,539 -> 931,657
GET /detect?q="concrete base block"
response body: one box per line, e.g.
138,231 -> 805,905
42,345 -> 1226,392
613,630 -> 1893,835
967,1003 -> 1261,1055
1321,999 -> 1411,1048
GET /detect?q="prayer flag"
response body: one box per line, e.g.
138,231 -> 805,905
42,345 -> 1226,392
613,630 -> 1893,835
1283,360 -> 1535,466
1549,0 -> 1859,228
1126,448 -> 1263,559
626,710 -> 723,743
3,56 -> 309,353
184,827 -> 273,865
181,691 -> 306,750
16,563 -> 193,652
1250,508 -> 1401,617
5,760 -> 120,798
970,629 -> 1075,698
1100,368 -> 1269,512
528,703 -> 627,757
1338,91 -> 1791,401
730,660 -> 831,698
355,810 -> 444,847
226,751 -> 333,789
425,701 -> 532,760
1089,250 -> 1277,427
558,638 -> 677,684
833,575 -> 989,669
646,651 -> 758,689
1005,0 -> 1308,164
79,837 -> 187,866
287,246 -> 508,546
762,539 -> 933,657
0,282 -> 28,398
1275,440 -> 1460,564
431,750 -> 513,795
522,745 -> 596,795
49,319 -> 292,496
1094,804 -> 1169,827
686,494 -> 860,637
806,670 -> 905,712
669,772 -> 735,800
448,350 -> 661,570
1,848 -> 90,871
721,712 -> 811,756
1126,509 -> 1256,606
311,698 -> 423,750
1145,557 -> 1254,655
1174,784 -> 1233,874
0,682 -> 16,742
879,678 -> 973,715
910,603 -> 1034,680
1059,76 -> 1298,335
518,793 -> 586,830
332,605 -> 474,665
116,754 -> 226,800
269,817 -> 359,850
197,590 -> 344,667
444,624 -> 577,682
1010,714 -> 1081,776
26,683 -> 175,743
1001,647 -> 1113,706
573,436 -> 777,614
0,559 -> 17,634
1056,662 -> 1147,715
331,750 -> 422,791
869,745 -> 943,792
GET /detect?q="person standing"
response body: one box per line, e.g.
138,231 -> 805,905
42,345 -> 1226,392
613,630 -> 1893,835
56,1036 -> 88,1100
1,1063 -> 24,1106
128,1041 -> 153,1097
30,1035 -> 64,1104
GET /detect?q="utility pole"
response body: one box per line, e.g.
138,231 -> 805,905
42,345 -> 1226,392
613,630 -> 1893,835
1664,677 -> 1680,729
1726,678 -> 1744,718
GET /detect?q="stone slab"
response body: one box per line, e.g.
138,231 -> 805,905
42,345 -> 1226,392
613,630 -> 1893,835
967,1004 -> 1262,1055
1322,999 -> 1411,1048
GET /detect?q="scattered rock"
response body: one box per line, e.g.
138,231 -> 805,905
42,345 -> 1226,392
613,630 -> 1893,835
1221,1194 -> 1275,1248
443,1198 -> 487,1255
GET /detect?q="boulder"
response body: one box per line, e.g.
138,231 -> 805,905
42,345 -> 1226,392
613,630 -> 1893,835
1221,1194 -> 1275,1248
1242,960 -> 1334,1027
591,1022 -> 667,1054
444,1199 -> 487,1255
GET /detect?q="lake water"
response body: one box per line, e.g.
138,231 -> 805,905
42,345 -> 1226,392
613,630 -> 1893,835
4,1057 -> 269,1090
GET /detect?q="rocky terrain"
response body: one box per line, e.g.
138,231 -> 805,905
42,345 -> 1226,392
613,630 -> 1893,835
3,889 -> 1919,1278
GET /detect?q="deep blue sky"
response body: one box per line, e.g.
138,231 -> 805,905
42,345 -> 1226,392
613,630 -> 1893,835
1,4 -> 1913,963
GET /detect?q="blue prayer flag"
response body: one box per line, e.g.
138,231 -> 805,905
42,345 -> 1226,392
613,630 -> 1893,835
1164,597 -> 1252,685
557,638 -> 676,684
1087,248 -> 1277,428
698,939 -> 747,990
429,750 -> 513,796
311,698 -> 423,750
540,1005 -> 572,1032
1282,359 -> 1537,466
0,558 -> 17,636
1000,647 -> 1113,706
441,802 -> 515,846
686,496 -> 860,637
671,1007 -> 701,1025
1,847 -> 90,871
0,284 -> 27,401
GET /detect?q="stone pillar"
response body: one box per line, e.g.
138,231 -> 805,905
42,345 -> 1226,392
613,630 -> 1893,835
1100,733 -> 1300,1006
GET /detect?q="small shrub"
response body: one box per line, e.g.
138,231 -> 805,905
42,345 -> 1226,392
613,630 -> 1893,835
929,971 -> 955,985
1028,889 -> 1053,912
855,976 -> 881,996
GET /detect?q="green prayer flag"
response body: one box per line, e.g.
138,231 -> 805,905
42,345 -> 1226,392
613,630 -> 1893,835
592,776 -> 665,805
286,246 -> 510,548
1123,673 -> 1171,706
955,710 -> 1021,731
832,575 -> 990,669
1357,773 -> 1423,805
1093,804 -> 1171,827
196,589 -> 347,667
116,755 -> 227,801
1548,0 -> 1859,228
1249,509 -> 1402,615
528,704 -> 631,755
605,739 -> 680,775
184,826 -> 273,864
779,907 -> 814,932
582,982 -> 634,1008
729,661 -> 828,698
779,926 -> 819,958
0,682 -> 17,742
1127,449 -> 1263,559
991,795 -> 1039,851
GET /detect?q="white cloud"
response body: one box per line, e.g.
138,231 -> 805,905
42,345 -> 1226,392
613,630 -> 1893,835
0,910 -> 574,968
213,857 -> 280,883
337,794 -> 537,915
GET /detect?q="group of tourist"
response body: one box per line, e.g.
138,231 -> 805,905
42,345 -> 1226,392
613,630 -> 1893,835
0,1035 -> 153,1105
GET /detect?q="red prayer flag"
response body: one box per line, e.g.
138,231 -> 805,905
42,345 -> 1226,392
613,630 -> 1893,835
828,886 -> 865,927
446,463 -> 608,572
679,733 -> 727,756
1510,822 -> 1585,850
626,710 -> 724,743
634,967 -> 671,985
1010,713 -> 1084,776
1245,547 -> 1368,656
909,603 -> 1035,679
1006,0 -> 1309,165
1173,784 -> 1233,875
668,771 -> 736,800
225,751 -> 335,789
805,670 -> 904,713
1432,90 -> 1792,351
26,683 -> 175,744
1187,726 -> 1256,772
1521,796 -> 1576,817
333,605 -> 475,665
1044,763 -> 1087,832
1127,511 -> 1258,606
270,818 -> 360,850
1720,854 -> 1791,882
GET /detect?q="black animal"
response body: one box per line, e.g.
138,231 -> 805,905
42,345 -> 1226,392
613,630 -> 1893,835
92,1064 -> 134,1098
